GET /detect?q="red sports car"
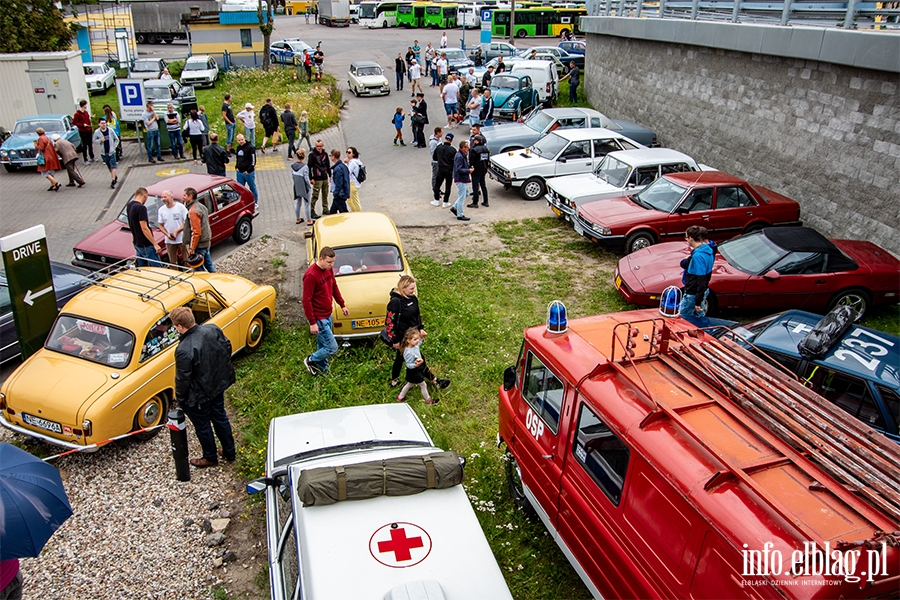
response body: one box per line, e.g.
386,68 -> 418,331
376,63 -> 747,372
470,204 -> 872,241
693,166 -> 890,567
72,174 -> 257,270
615,227 -> 900,319
573,170 -> 802,254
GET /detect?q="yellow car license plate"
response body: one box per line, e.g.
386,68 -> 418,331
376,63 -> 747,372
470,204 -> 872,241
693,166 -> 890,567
615,275 -> 622,289
352,317 -> 385,329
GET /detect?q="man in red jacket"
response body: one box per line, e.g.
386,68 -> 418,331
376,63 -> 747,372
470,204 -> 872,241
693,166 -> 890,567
302,246 -> 349,376
73,99 -> 95,164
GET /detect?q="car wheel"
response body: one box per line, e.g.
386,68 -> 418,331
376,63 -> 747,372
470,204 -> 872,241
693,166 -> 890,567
516,28 -> 526,38
353,85 -> 360,97
505,450 -> 535,514
136,33 -> 146,44
3,164 -> 18,173
133,392 -> 166,440
827,288 -> 871,320
270,53 -> 278,65
244,312 -> 268,354
233,216 -> 253,244
625,230 -> 656,254
382,20 -> 388,28
743,222 -> 766,234
520,176 -> 546,201
148,34 -> 158,44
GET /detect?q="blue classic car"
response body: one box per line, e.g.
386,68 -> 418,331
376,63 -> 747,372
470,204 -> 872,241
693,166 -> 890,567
489,72 -> 539,121
481,107 -> 658,153
0,114 -> 81,172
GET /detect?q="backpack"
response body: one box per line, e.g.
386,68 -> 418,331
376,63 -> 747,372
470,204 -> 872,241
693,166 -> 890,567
356,162 -> 367,183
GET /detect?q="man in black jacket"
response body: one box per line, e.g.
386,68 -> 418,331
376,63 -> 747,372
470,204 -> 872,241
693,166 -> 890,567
171,306 -> 236,468
259,98 -> 280,154
394,52 -> 406,91
480,89 -> 495,126
235,133 -> 258,205
308,140 -> 332,218
202,133 -> 229,177
468,134 -> 490,208
412,93 -> 428,148
432,132 -> 456,207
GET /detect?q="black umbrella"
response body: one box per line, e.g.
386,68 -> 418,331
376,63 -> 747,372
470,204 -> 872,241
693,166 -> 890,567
0,443 -> 73,560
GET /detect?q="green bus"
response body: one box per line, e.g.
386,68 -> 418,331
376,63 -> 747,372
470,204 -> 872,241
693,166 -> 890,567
397,2 -> 431,27
491,7 -> 586,38
424,4 -> 458,28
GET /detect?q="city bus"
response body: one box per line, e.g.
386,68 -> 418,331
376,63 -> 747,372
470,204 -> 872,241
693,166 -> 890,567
491,7 -> 586,37
424,3 -> 458,27
358,0 -> 401,27
396,1 -> 431,27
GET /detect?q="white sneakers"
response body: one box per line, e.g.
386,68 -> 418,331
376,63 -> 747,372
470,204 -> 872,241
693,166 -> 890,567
430,199 -> 440,206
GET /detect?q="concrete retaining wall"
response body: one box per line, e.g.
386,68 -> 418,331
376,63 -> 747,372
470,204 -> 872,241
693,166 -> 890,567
582,33 -> 900,255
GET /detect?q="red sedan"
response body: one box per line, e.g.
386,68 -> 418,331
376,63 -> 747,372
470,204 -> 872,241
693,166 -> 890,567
572,171 -> 802,254
72,174 -> 257,270
615,227 -> 900,319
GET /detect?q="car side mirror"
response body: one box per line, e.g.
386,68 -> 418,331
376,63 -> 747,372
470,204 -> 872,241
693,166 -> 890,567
676,206 -> 690,214
763,269 -> 781,281
558,157 -> 567,163
503,365 -> 517,391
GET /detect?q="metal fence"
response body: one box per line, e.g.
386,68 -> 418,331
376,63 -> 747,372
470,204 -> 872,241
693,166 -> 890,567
586,0 -> 900,28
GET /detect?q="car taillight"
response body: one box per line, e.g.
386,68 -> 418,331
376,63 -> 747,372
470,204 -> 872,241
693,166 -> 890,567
82,420 -> 92,436
546,83 -> 550,93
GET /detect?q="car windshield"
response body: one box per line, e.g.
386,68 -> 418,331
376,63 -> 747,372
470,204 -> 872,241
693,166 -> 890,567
117,195 -> 163,228
289,42 -> 311,52
357,67 -> 382,77
524,111 -> 553,133
444,50 -> 465,60
595,155 -> 630,187
426,6 -> 441,13
719,232 -> 789,275
46,315 -> 135,368
333,245 -> 403,276
491,75 -> 519,90
183,60 -> 208,71
132,61 -> 159,72
531,133 -> 567,158
631,177 -> 687,212
84,65 -> 106,75
14,120 -> 64,134
145,87 -> 174,101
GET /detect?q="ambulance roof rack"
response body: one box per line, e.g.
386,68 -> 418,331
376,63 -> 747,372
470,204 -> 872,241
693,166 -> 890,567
81,257 -> 201,313
604,316 -> 900,536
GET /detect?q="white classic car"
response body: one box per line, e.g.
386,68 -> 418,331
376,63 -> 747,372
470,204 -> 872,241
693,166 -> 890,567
180,55 -> 219,88
84,62 -> 116,93
347,61 -> 390,97
249,404 -> 513,600
488,128 -> 645,201
546,148 -> 714,221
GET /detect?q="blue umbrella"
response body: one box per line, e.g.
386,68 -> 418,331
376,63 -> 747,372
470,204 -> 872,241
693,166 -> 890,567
0,443 -> 73,561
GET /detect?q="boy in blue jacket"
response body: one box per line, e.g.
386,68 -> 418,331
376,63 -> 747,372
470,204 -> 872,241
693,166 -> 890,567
679,225 -> 715,326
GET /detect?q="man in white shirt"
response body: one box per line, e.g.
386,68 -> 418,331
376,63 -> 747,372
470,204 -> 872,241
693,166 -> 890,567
440,32 -> 447,48
409,59 -> 423,95
442,75 -> 461,128
465,67 -> 477,86
157,189 -> 189,265
436,53 -> 449,91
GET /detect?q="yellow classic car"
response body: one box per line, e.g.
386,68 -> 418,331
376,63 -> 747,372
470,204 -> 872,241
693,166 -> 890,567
0,265 -> 276,449
304,212 -> 412,340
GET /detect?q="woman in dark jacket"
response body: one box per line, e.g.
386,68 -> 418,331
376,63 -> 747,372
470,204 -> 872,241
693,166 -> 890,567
385,275 -> 424,387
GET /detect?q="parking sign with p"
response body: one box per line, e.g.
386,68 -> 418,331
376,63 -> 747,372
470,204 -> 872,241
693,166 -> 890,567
117,79 -> 146,121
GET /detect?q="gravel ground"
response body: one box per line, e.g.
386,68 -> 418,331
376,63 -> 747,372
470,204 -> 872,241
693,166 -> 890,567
1,240 -> 280,599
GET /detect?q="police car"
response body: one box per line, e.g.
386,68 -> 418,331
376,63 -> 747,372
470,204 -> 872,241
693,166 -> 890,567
249,404 -> 512,600
722,309 -> 899,442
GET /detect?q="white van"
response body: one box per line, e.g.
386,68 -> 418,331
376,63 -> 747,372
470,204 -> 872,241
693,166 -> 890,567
511,59 -> 559,106
458,4 -> 482,28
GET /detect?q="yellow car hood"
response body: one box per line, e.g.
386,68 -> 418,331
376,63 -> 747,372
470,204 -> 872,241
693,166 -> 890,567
5,353 -> 113,425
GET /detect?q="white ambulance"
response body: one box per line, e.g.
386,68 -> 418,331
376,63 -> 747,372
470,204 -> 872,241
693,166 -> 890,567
249,404 -> 513,600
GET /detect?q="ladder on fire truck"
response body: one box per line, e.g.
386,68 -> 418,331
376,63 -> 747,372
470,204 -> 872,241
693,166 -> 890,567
607,318 -> 900,545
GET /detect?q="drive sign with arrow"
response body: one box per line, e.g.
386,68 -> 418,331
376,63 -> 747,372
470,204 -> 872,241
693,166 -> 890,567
1,225 -> 58,360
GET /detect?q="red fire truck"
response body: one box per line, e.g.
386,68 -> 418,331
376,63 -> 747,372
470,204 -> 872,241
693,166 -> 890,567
498,306 -> 900,599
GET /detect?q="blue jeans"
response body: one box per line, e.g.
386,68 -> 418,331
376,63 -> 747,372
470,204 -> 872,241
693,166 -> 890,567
431,69 -> 439,86
182,391 -> 235,463
454,182 -> 468,216
145,130 -> 161,159
396,71 -> 404,89
483,118 -> 493,127
168,128 -> 184,158
309,316 -> 338,370
192,246 -> 216,272
570,81 -> 578,103
236,171 -> 259,204
134,244 -> 158,267
244,126 -> 255,145
225,122 -> 236,148
680,290 -> 709,327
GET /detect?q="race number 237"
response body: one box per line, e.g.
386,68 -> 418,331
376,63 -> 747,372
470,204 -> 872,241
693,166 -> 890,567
525,408 -> 545,441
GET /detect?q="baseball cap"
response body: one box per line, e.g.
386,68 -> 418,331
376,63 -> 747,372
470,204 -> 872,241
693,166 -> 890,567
245,102 -> 253,109
444,132 -> 454,140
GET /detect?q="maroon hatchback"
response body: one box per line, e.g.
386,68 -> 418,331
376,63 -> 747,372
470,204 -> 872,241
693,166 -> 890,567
572,171 -> 802,254
72,174 -> 257,270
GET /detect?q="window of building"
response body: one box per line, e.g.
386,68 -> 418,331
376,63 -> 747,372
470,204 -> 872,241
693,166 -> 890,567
522,351 -> 564,433
572,404 -> 630,505
240,28 -> 252,48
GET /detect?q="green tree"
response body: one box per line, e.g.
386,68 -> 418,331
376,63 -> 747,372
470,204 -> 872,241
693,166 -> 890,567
0,0 -> 78,53
258,0 -> 274,71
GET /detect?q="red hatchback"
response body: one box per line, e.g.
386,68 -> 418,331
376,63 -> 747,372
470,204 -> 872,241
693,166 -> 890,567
615,227 -> 900,319
72,174 -> 257,270
573,171 -> 802,254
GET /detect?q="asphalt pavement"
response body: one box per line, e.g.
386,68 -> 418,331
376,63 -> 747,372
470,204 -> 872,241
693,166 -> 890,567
0,19 -> 551,264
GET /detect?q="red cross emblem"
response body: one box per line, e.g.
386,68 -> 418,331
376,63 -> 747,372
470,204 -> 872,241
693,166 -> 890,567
369,522 -> 432,568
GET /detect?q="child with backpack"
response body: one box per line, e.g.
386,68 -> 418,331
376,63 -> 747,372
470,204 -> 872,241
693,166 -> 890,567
397,327 -> 449,405
392,107 -> 406,146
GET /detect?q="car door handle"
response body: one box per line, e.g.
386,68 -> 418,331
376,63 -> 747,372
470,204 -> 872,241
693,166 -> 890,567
701,215 -> 710,219
815,280 -> 826,284
745,210 -> 754,215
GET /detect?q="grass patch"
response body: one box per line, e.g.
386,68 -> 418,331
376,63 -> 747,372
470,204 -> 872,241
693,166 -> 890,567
89,66 -> 342,148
